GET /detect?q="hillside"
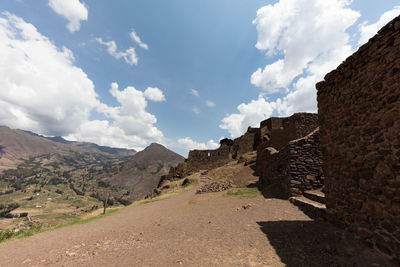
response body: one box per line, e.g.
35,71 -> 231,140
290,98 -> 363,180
0,126 -> 136,171
0,126 -> 139,230
108,143 -> 185,200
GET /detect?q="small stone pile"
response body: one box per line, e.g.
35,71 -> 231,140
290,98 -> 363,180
196,181 -> 232,194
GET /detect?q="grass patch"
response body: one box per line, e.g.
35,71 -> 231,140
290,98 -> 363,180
0,207 -> 120,243
0,224 -> 42,243
226,186 -> 260,198
51,208 -> 120,229
134,198 -> 161,206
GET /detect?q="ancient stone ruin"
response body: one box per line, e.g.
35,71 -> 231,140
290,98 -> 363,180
258,128 -> 323,198
159,113 -> 323,197
256,113 -> 321,197
317,15 -> 400,262
158,124 -> 263,186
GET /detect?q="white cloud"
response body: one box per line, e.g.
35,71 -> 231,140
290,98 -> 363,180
251,0 -> 359,92
0,12 -> 97,136
220,96 -> 278,138
106,83 -> 163,140
221,0 -> 361,137
192,106 -> 200,115
130,30 -> 148,50
358,6 -> 400,45
68,82 -> 164,150
190,89 -> 199,97
144,87 -> 165,102
66,120 -> 148,150
0,13 -> 164,150
96,38 -> 138,65
206,100 -> 215,108
177,137 -> 219,151
48,0 -> 88,33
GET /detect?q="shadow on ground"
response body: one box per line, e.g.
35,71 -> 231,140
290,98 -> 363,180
257,220 -> 392,267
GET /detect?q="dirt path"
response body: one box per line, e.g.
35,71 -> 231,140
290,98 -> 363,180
0,185 -> 392,266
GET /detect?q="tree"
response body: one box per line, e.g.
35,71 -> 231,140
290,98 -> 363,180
97,188 -> 111,215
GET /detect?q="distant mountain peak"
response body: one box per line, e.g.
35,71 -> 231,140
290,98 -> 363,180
108,142 -> 185,200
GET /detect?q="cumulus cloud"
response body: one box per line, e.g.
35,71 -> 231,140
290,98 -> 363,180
177,137 -> 219,151
251,0 -> 359,92
0,13 -> 164,150
130,30 -> 148,50
67,83 -> 164,149
96,38 -> 138,65
107,83 -> 163,139
206,100 -> 215,108
66,120 -> 149,150
220,96 -> 278,138
358,6 -> 400,45
48,0 -> 88,32
0,12 -> 97,136
190,89 -> 199,97
221,0 -> 361,137
144,87 -> 165,102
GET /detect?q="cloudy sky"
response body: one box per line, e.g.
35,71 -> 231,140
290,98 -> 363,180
0,0 -> 399,156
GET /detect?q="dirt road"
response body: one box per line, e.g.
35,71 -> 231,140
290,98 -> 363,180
0,187 -> 391,266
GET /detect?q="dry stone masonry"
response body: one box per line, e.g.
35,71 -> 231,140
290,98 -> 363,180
258,129 -> 323,197
159,113 -> 322,196
257,114 -> 321,197
317,15 -> 400,262
196,181 -> 232,194
159,126 -> 262,186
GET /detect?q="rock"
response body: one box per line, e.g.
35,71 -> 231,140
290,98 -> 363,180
196,181 -> 232,194
242,204 -> 252,210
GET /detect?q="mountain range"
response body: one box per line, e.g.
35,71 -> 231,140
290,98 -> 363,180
0,125 -> 136,171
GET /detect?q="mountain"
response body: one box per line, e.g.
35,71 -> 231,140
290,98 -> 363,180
108,143 -> 185,200
0,125 -> 136,171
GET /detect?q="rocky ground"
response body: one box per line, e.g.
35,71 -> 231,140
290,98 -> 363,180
0,173 -> 393,266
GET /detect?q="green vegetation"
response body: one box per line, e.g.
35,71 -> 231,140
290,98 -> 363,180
226,186 -> 260,197
0,207 -> 121,243
0,224 -> 42,242
0,152 -> 131,231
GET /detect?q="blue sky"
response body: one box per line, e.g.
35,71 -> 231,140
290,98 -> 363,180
0,0 -> 399,156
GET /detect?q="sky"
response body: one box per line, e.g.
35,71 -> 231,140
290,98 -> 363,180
0,0 -> 399,156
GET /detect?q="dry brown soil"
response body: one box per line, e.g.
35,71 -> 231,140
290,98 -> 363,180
0,179 -> 393,266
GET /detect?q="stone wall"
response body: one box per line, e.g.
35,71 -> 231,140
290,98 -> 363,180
256,113 -> 319,176
187,145 -> 232,170
231,127 -> 260,158
186,126 -> 261,171
160,112 -> 320,192
258,129 -> 323,197
317,16 -> 400,262
259,113 -> 319,151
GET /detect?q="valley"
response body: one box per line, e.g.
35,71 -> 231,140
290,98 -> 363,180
0,127 -> 182,233
0,150 -> 129,231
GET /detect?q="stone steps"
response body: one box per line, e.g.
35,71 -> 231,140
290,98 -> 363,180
289,192 -> 326,220
303,189 -> 326,204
